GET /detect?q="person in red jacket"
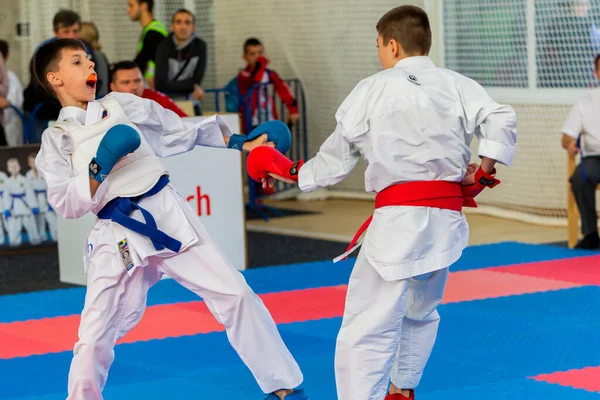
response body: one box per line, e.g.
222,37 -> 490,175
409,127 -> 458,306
109,60 -> 188,117
238,38 -> 299,130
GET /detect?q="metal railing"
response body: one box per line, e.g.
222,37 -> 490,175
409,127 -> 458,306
205,78 -> 308,221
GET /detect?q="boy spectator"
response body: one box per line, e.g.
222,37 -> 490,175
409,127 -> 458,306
237,38 -> 299,130
110,61 -> 188,117
127,0 -> 168,88
155,9 -> 207,103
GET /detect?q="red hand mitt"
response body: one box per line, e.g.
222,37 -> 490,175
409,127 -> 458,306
246,145 -> 304,183
461,167 -> 501,207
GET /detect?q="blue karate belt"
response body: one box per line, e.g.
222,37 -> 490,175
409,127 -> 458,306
97,175 -> 182,253
11,193 -> 30,210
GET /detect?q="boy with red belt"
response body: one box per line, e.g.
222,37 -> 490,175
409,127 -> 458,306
247,5 -> 517,400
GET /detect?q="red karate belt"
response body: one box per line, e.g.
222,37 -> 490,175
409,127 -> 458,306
342,181 -> 464,260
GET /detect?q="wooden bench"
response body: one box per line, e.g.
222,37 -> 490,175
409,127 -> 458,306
566,153 -> 600,248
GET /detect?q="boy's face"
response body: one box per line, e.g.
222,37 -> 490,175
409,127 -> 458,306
54,23 -> 81,39
172,12 -> 195,42
244,44 -> 264,68
110,68 -> 145,97
28,156 -> 36,169
377,35 -> 399,70
7,160 -> 20,176
48,48 -> 97,104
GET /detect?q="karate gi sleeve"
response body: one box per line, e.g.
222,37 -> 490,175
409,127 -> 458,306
298,79 -> 373,192
461,75 -> 517,166
35,129 -> 110,219
112,92 -> 232,157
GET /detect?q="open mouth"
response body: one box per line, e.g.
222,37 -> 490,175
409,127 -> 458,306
86,74 -> 97,91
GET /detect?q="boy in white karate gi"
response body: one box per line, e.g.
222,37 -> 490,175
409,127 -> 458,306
33,38 -> 308,400
248,5 -> 517,400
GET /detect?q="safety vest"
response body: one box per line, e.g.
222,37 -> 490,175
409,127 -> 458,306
137,19 -> 168,80
53,95 -> 167,214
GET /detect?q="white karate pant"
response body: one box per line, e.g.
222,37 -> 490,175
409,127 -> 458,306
334,250 -> 448,400
66,233 -> 303,400
35,211 -> 58,242
7,214 -> 42,246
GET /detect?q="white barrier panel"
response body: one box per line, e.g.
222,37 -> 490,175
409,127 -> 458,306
58,114 -> 246,286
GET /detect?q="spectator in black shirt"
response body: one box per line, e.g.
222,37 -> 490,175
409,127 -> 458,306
155,9 -> 207,104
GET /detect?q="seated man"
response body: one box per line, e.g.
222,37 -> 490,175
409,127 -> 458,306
109,61 -> 188,117
155,8 -> 207,103
562,54 -> 600,249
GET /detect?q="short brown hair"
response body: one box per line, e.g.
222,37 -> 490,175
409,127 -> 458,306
244,38 -> 262,54
53,9 -> 81,32
172,8 -> 195,24
376,5 -> 431,55
33,38 -> 87,95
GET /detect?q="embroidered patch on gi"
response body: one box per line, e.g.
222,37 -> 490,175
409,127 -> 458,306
118,239 -> 134,271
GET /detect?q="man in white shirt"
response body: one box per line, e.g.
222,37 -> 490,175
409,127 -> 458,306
562,54 -> 600,249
